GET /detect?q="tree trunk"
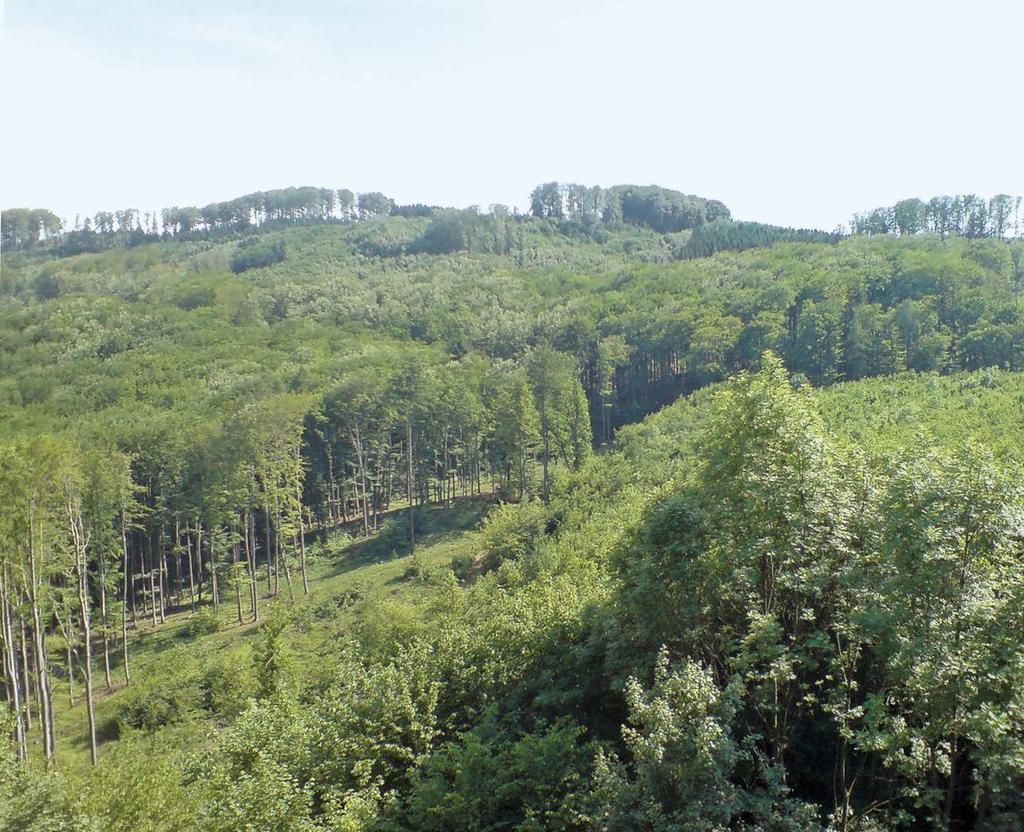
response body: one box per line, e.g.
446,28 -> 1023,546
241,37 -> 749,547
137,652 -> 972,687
263,499 -> 274,597
157,528 -> 167,624
353,427 -> 370,537
98,547 -> 112,689
275,497 -> 295,601
65,623 -> 75,708
195,522 -> 204,606
0,571 -> 27,761
246,502 -> 259,623
146,532 -> 157,628
540,399 -> 550,503
407,420 -> 415,556
27,507 -> 56,761
19,620 -> 33,732
232,522 -> 243,625
121,509 -> 131,686
210,532 -> 220,610
68,498 -> 98,765
186,523 -> 197,614
296,445 -> 309,595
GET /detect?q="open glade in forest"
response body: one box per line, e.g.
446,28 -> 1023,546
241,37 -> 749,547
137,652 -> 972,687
1,183 -> 1023,831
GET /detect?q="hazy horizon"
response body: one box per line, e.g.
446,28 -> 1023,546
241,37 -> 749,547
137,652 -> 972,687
3,0 -> 1023,231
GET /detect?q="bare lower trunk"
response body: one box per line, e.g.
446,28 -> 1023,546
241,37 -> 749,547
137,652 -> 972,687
157,529 -> 167,624
296,444 -> 309,594
68,497 -> 98,765
353,426 -> 369,537
146,533 -> 157,628
232,524 -> 243,625
246,504 -> 259,623
28,507 -> 55,761
195,522 -> 204,606
186,524 -> 196,614
275,498 -> 294,601
98,550 -> 112,689
19,621 -> 33,731
263,502 -> 274,597
210,532 -> 220,610
407,421 -> 415,556
58,611 -> 76,707
0,572 -> 27,761
121,509 -> 131,686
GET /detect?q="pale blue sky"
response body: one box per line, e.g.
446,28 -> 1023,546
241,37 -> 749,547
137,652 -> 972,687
2,0 -> 1022,230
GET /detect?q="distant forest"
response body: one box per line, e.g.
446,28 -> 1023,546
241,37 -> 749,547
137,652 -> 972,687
5,185 -> 1019,262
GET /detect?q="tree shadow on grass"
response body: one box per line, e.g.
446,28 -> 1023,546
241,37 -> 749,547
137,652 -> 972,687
321,497 -> 493,579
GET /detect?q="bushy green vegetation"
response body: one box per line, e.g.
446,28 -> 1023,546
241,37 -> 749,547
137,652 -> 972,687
4,361 -> 1021,831
1,183 -> 1022,831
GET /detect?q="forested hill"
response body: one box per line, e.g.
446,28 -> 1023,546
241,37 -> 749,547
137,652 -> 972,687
3,211 -> 1023,441
1,184 -> 1023,831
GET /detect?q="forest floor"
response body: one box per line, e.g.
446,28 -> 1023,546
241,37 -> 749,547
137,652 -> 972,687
45,496 -> 496,771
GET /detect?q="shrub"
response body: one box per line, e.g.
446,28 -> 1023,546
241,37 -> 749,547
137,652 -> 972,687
200,653 -> 256,720
477,500 -> 549,572
113,661 -> 201,735
183,608 -> 220,637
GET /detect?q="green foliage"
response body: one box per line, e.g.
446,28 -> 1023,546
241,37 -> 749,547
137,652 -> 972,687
0,712 -> 83,831
183,607 -> 220,637
191,700 -> 317,832
476,500 -> 550,572
401,719 -> 590,831
230,236 -> 286,272
252,611 -> 295,699
680,218 -> 839,258
1,182 -> 1023,830
587,649 -> 740,831
113,652 -> 202,735
79,736 -> 190,832
199,650 -> 257,721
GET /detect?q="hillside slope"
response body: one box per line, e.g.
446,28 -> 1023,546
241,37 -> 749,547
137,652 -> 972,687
5,365 -> 1022,831
2,205 -> 1023,830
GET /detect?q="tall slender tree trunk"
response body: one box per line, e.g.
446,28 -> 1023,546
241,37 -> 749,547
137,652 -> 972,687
210,532 -> 219,611
232,523 -> 243,625
275,497 -> 295,601
186,523 -> 196,614
146,533 -> 157,627
540,399 -> 550,503
28,507 -> 55,761
64,619 -> 76,708
0,570 -> 27,761
120,508 -> 131,686
130,532 -> 138,628
296,444 -> 309,594
98,548 -> 112,689
247,505 -> 259,623
68,498 -> 98,765
353,427 -> 369,537
19,620 -> 33,732
325,444 -> 337,527
157,528 -> 167,624
407,420 -> 416,556
263,499 -> 274,597
195,522 -> 204,606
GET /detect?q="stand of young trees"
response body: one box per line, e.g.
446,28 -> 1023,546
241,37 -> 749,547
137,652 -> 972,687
0,347 -> 590,766
1,188 -> 400,256
852,193 -> 1023,238
0,438 -> 132,766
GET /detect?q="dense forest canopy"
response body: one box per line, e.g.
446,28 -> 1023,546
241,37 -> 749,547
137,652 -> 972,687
1,181 -> 1023,832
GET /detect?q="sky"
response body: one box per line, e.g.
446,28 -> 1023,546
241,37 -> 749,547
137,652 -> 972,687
2,0 -> 1022,231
